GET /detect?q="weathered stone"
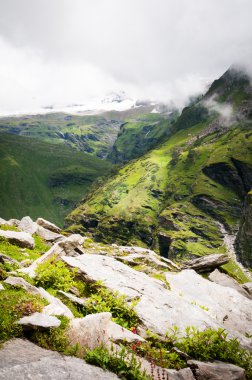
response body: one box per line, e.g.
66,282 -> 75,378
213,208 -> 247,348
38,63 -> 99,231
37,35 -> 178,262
4,276 -> 41,296
36,226 -> 63,242
242,282 -> 252,296
38,287 -> 74,319
165,270 -> 252,349
0,253 -> 20,267
0,339 -> 119,380
21,234 -> 85,277
67,312 -> 112,349
7,219 -> 20,227
0,230 -> 35,249
18,313 -> 61,329
36,217 -> 62,233
58,290 -> 86,305
0,283 -> 4,291
0,217 -> 7,225
18,216 -> 38,235
184,254 -> 229,272
208,269 -> 250,298
188,360 -> 245,380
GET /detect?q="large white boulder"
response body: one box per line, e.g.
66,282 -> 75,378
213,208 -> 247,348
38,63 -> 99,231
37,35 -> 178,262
18,217 -> 38,235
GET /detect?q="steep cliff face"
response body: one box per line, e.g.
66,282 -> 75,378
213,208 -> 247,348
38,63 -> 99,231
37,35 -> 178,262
236,192 -> 252,267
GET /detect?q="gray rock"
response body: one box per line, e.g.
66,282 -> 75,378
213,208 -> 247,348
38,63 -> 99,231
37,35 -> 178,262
165,270 -> 252,349
0,230 -> 34,249
21,234 -> 85,277
0,283 -> 4,291
0,339 -> 119,379
242,282 -> 252,296
4,276 -> 41,296
18,216 -> 38,235
18,313 -> 61,329
67,312 -> 112,349
188,360 -> 245,380
0,217 -> 7,225
36,217 -> 62,233
0,253 -> 20,267
58,290 -> 86,305
38,287 -> 74,319
36,226 -> 63,242
184,254 -> 229,272
209,269 -> 250,298
7,219 -> 20,227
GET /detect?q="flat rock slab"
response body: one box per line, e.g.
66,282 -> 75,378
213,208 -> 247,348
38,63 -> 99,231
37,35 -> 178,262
209,269 -> 250,298
184,254 -> 229,272
38,287 -> 74,319
166,270 -> 252,348
62,255 -> 223,337
0,339 -> 119,380
36,226 -> 64,242
18,312 -> 61,329
188,360 -> 245,380
0,230 -> 34,249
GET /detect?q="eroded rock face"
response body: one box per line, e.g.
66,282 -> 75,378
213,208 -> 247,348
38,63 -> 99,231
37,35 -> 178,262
0,339 -> 119,380
0,230 -> 34,249
165,270 -> 252,349
184,254 -> 229,273
188,360 -> 245,380
36,218 -> 61,233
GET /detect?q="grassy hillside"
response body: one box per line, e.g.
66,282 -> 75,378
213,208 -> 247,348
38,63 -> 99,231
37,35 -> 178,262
0,113 -> 123,158
67,68 -> 252,266
0,134 -> 112,226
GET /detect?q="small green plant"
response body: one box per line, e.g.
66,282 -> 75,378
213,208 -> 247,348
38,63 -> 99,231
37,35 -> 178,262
84,345 -> 151,380
84,285 -> 140,329
34,256 -> 77,292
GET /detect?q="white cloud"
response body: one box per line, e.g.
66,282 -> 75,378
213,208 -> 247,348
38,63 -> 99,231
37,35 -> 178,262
0,0 -> 251,114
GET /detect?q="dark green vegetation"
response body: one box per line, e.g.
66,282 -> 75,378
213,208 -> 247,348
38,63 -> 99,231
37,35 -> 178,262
108,113 -> 177,163
67,68 -> 252,268
0,133 -> 112,226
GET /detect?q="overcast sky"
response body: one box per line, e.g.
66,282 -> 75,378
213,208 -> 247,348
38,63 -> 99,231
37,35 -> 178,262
0,0 -> 252,114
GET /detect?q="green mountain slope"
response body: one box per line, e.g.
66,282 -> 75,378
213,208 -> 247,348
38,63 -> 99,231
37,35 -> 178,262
0,113 -> 123,158
0,133 -> 112,226
67,68 -> 252,267
107,112 -> 178,163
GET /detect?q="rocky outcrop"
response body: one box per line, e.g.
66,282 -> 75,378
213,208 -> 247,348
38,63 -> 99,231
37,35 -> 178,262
0,230 -> 35,249
18,216 -> 38,235
38,287 -> 74,319
0,339 -> 119,380
184,254 -> 229,273
188,360 -> 245,380
4,276 -> 41,296
36,226 -> 63,242
242,282 -> 252,296
62,254 -> 252,348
